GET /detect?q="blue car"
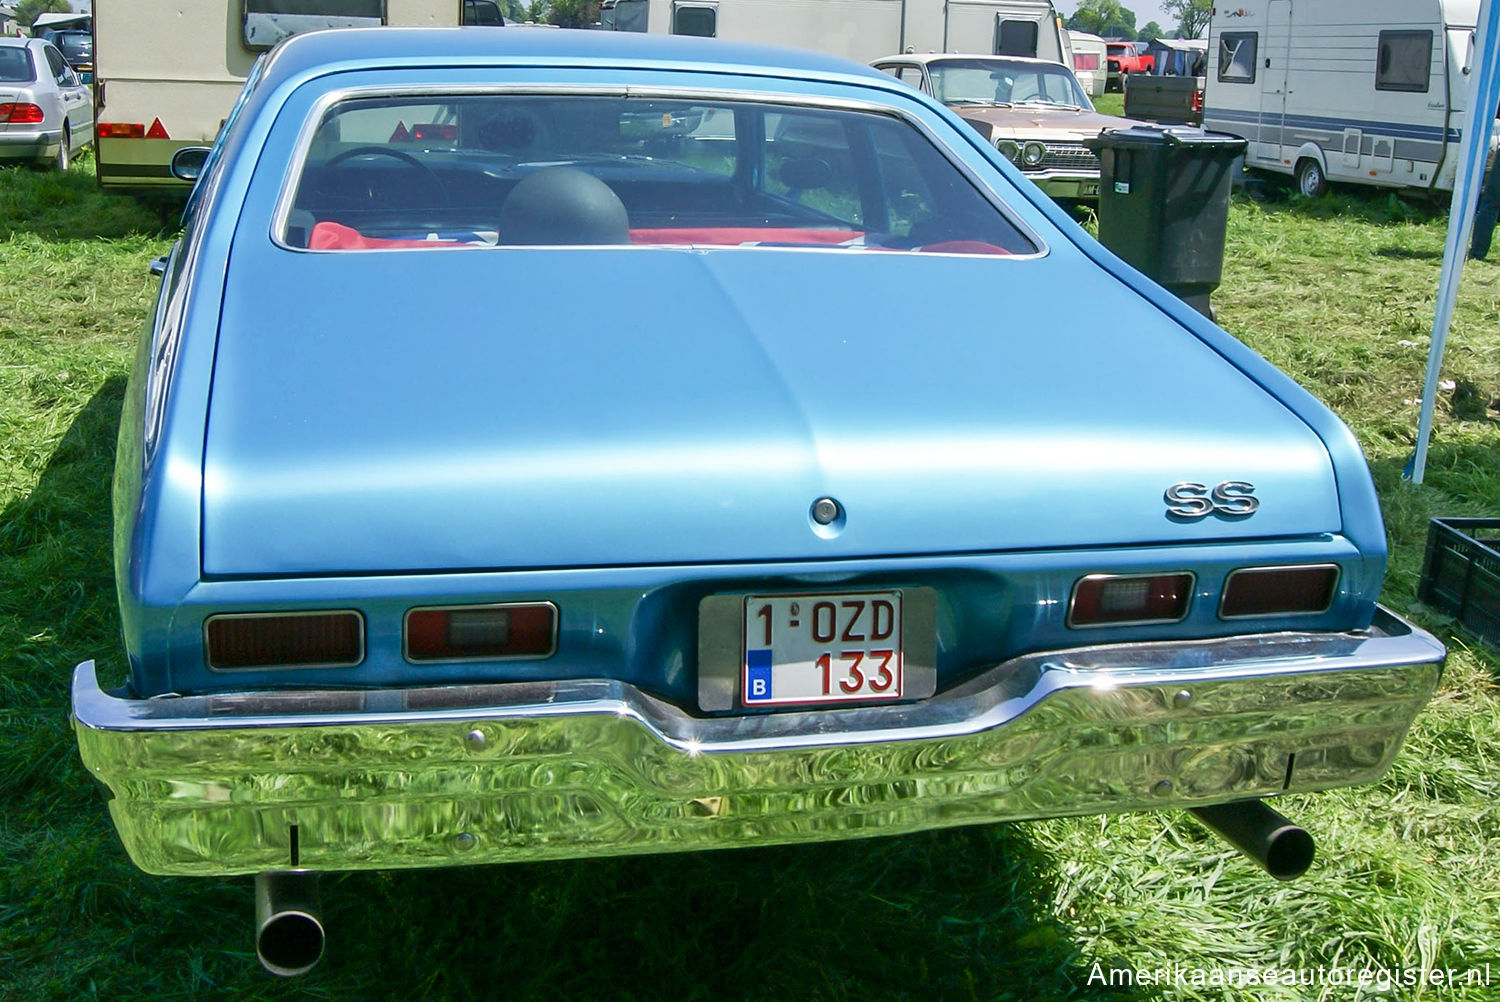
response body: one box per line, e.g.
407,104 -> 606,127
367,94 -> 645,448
72,28 -> 1443,975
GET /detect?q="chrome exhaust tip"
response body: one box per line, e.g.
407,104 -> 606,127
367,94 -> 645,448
1189,800 -> 1315,881
254,871 -> 325,976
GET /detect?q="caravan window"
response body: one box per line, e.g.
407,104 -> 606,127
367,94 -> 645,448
673,3 -> 717,36
995,20 -> 1039,58
243,0 -> 385,51
1376,30 -> 1432,93
1217,32 -> 1256,83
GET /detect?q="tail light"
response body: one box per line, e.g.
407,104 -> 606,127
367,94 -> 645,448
411,123 -> 457,141
205,611 -> 364,670
1191,90 -> 1205,114
1069,573 -> 1194,628
98,122 -> 145,138
405,603 -> 557,662
0,103 -> 44,124
1220,565 -> 1339,619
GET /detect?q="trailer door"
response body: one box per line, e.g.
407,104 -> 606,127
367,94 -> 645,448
1257,0 -> 1292,167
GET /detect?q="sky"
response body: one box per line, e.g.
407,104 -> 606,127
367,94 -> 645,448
1053,1 -> 1177,34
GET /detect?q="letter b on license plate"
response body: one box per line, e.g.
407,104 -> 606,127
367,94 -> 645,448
742,591 -> 903,706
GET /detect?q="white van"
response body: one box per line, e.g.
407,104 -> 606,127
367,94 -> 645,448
599,0 -> 1066,66
93,0 -> 499,194
1067,30 -> 1107,97
1201,0 -> 1485,196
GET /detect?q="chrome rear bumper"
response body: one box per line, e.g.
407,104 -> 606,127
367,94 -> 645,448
73,607 -> 1444,876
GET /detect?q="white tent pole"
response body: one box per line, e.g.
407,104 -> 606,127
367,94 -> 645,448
1413,0 -> 1500,484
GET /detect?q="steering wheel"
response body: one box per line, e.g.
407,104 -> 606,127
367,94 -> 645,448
322,146 -> 448,205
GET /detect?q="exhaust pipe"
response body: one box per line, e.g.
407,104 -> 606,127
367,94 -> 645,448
1188,800 -> 1315,881
255,871 -> 325,976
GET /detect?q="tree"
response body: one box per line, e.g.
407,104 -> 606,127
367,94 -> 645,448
1137,20 -> 1164,42
547,0 -> 597,25
1066,0 -> 1136,39
14,0 -> 71,31
1161,0 -> 1211,38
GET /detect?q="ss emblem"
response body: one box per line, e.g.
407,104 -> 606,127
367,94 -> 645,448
1165,481 -> 1259,519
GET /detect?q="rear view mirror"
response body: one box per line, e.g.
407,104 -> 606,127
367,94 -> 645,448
170,146 -> 212,182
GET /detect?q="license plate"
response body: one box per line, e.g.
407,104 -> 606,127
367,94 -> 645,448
741,591 -> 902,706
1082,182 -> 1101,197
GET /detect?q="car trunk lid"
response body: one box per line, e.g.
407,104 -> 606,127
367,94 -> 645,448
203,246 -> 1341,575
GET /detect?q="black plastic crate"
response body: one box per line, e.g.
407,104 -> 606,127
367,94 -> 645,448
1419,517 -> 1500,647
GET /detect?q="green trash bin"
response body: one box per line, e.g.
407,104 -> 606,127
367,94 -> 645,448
1083,125 -> 1247,317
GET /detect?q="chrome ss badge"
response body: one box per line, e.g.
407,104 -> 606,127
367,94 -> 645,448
1165,481 -> 1259,519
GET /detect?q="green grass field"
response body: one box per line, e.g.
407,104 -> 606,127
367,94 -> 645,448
3,153 -> 1499,1001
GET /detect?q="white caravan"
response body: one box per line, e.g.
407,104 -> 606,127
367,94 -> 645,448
1067,29 -> 1107,96
1201,0 -> 1485,196
92,0 -> 501,194
599,0 -> 1066,66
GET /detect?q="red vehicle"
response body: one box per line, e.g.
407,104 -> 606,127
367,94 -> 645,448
1105,41 -> 1153,91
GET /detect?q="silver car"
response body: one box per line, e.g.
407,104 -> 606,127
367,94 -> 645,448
0,36 -> 94,170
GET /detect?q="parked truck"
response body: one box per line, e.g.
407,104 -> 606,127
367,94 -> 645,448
1104,38 -> 1151,91
1200,0 -> 1485,197
599,0 -> 1067,65
92,0 -> 502,195
1123,38 -> 1206,125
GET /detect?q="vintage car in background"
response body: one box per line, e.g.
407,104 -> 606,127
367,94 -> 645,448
72,28 -> 1445,976
871,53 -> 1141,202
1106,39 -> 1154,91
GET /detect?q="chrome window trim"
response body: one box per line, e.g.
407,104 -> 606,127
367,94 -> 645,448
1066,571 -> 1196,630
268,82 -> 1048,259
204,609 -> 366,672
403,601 -> 560,664
1218,563 -> 1341,621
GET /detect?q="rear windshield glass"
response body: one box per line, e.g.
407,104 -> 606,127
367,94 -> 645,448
283,93 -> 1037,255
56,33 -> 93,64
0,47 -> 35,84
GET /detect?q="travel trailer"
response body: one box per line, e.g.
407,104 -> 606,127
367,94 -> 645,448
1201,0 -> 1485,196
1068,29 -> 1108,96
92,1 -> 500,194
599,0 -> 1066,65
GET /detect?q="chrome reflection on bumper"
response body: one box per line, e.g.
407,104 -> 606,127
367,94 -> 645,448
73,607 -> 1444,876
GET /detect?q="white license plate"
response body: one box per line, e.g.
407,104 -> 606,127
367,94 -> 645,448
742,591 -> 903,706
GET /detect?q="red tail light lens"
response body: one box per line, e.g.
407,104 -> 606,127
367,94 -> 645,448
1220,565 -> 1339,619
1069,573 -> 1194,628
1191,91 -> 1204,113
98,122 -> 146,138
205,611 -> 364,670
405,603 -> 557,662
0,103 -> 44,124
411,123 -> 457,141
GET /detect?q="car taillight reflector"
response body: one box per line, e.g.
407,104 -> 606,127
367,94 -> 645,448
1220,565 -> 1339,619
0,103 -> 44,124
1191,91 -> 1205,113
98,122 -> 145,138
405,603 -> 557,662
1069,573 -> 1194,628
205,611 -> 364,670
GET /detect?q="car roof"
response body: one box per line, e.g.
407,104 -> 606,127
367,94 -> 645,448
260,26 -> 894,92
870,52 -> 1063,68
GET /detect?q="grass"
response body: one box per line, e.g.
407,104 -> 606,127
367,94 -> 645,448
3,153 -> 1500,1000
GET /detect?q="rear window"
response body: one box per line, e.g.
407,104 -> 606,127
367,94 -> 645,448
57,33 -> 92,64
0,47 -> 35,84
283,93 -> 1037,256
